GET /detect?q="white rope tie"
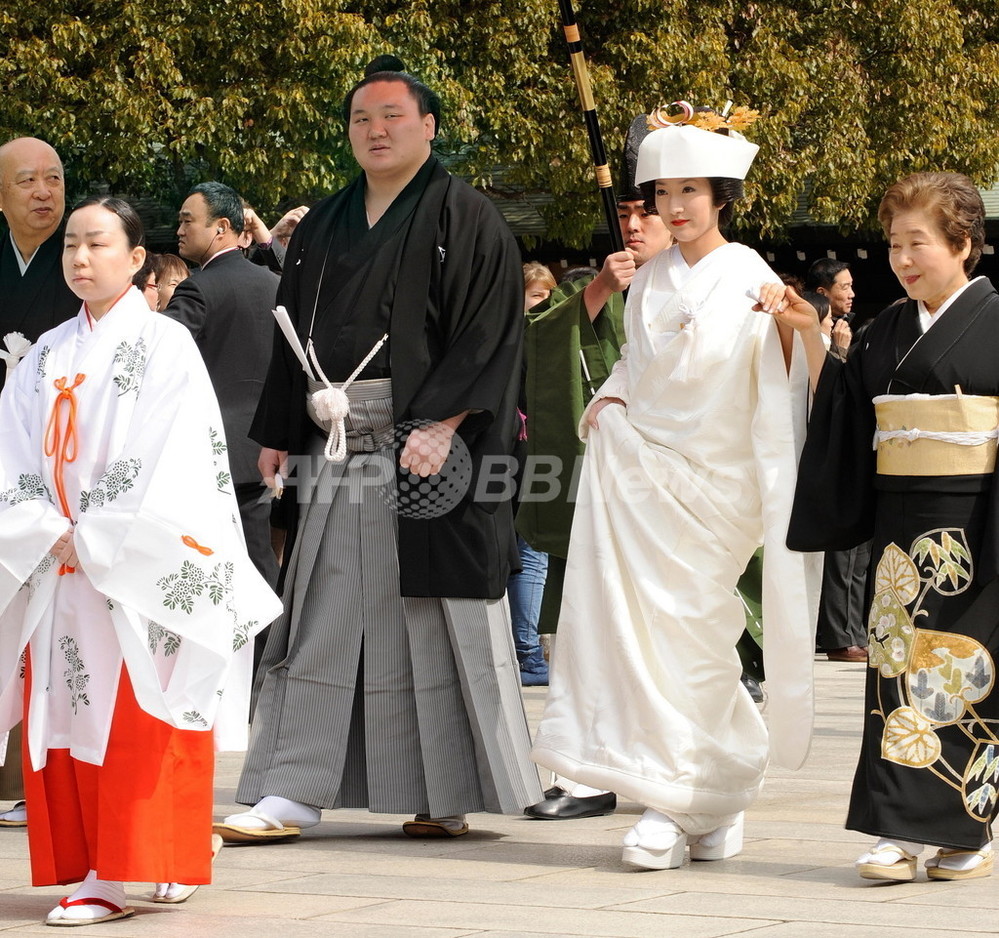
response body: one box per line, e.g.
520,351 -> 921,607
308,334 -> 389,462
670,300 -> 702,382
1,332 -> 32,383
874,426 -> 999,449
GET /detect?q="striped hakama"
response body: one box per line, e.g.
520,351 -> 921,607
237,380 -> 541,816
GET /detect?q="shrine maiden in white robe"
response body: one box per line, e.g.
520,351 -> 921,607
532,242 -> 821,834
0,287 -> 280,770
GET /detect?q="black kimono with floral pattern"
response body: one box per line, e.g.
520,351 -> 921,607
789,276 -> 999,850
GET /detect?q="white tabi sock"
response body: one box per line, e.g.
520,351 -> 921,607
152,882 -> 188,900
857,837 -> 925,865
623,808 -> 684,848
48,871 -> 126,922
242,795 -> 321,829
0,800 -> 26,823
935,842 -> 993,872
554,775 -> 610,798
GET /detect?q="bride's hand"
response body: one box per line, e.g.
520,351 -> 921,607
586,396 -> 625,430
754,283 -> 820,334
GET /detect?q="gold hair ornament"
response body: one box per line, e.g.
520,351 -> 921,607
648,100 -> 760,133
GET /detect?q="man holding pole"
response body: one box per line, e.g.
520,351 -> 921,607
520,116 -> 672,820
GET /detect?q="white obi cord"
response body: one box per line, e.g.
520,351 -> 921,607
873,427 -> 999,449
872,393 -> 999,451
307,334 -> 388,463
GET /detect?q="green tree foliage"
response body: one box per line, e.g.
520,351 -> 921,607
2,0 -> 998,244
0,1 -> 379,207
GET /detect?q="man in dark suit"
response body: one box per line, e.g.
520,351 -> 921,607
0,137 -> 79,391
805,258 -> 870,662
163,182 -> 280,589
0,137 -> 79,826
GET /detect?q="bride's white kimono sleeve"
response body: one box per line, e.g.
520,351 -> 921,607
0,292 -> 281,768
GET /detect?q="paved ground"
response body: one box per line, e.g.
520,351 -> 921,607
1,657 -> 996,937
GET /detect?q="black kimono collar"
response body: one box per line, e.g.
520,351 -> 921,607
304,156 -> 438,346
890,277 -> 998,394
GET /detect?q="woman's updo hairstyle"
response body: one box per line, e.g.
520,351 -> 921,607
71,195 -> 145,249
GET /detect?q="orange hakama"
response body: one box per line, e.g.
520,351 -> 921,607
23,657 -> 214,886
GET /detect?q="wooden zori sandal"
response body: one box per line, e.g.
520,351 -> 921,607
46,896 -> 135,927
925,847 -> 994,881
856,843 -> 918,882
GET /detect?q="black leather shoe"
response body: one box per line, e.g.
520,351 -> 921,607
741,672 -> 764,704
523,786 -> 616,819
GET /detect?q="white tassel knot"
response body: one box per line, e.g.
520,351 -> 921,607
307,333 -> 388,463
313,386 -> 351,462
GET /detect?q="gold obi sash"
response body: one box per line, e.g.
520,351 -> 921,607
874,394 -> 999,476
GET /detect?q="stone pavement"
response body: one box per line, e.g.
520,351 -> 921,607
1,657 -> 996,937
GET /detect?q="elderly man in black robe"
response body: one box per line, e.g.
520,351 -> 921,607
0,136 -> 79,827
0,138 -> 79,388
215,63 -> 541,843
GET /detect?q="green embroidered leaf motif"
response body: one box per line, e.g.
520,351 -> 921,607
964,744 -> 999,820
232,619 -> 257,652
941,657 -> 966,697
58,636 -> 91,715
148,621 -> 165,652
157,560 -> 209,614
966,784 -> 997,815
938,559 -> 970,590
1,473 -> 49,506
941,530 -> 971,564
914,537 -> 940,566
207,578 -> 224,605
912,530 -> 973,596
163,632 -> 182,656
967,744 -> 999,786
989,756 -> 999,783
148,620 -> 182,656
112,339 -> 147,396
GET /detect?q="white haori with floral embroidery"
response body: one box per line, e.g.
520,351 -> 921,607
532,243 -> 822,832
0,287 -> 281,769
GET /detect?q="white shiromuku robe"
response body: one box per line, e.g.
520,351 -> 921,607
0,287 -> 281,771
531,242 -> 822,834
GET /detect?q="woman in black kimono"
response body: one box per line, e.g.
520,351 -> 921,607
760,171 -> 999,882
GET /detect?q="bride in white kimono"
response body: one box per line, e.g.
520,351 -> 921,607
531,115 -> 821,869
0,196 -> 280,925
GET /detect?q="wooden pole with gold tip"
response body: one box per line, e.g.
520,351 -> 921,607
557,0 -> 625,252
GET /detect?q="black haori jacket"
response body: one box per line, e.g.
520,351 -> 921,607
252,157 -> 523,599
